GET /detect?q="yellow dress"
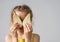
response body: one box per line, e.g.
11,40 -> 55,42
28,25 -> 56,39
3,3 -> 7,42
18,34 -> 34,42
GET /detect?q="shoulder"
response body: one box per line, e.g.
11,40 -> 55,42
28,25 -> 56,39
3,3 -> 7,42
33,33 -> 40,42
5,34 -> 12,42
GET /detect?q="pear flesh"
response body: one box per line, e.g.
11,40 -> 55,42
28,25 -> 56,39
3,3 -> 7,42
13,13 -> 32,26
13,12 -> 23,26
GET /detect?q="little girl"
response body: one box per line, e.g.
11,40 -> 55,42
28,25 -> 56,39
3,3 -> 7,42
5,5 -> 40,42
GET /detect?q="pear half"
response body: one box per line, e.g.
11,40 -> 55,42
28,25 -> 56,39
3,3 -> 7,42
13,12 -> 23,26
23,13 -> 32,26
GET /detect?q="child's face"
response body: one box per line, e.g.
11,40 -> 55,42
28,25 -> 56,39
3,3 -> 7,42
15,10 -> 27,20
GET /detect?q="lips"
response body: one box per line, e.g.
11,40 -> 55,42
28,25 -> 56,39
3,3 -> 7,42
17,26 -> 24,31
19,26 -> 23,29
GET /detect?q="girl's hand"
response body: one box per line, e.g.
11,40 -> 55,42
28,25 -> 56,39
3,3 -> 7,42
23,23 -> 32,39
10,22 -> 20,37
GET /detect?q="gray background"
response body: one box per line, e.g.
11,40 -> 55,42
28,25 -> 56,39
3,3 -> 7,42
0,0 -> 60,42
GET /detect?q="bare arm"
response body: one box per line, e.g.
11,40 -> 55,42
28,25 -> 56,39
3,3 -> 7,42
5,23 -> 18,42
5,34 -> 12,42
5,34 -> 18,42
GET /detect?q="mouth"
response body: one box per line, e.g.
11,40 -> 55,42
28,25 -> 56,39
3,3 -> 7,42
17,26 -> 24,31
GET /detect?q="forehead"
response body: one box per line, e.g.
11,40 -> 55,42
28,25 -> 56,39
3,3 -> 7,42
15,10 -> 27,20
15,10 -> 27,16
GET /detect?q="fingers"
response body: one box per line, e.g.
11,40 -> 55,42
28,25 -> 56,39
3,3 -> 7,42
23,24 -> 28,33
23,23 -> 32,33
10,22 -> 21,32
26,24 -> 32,32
